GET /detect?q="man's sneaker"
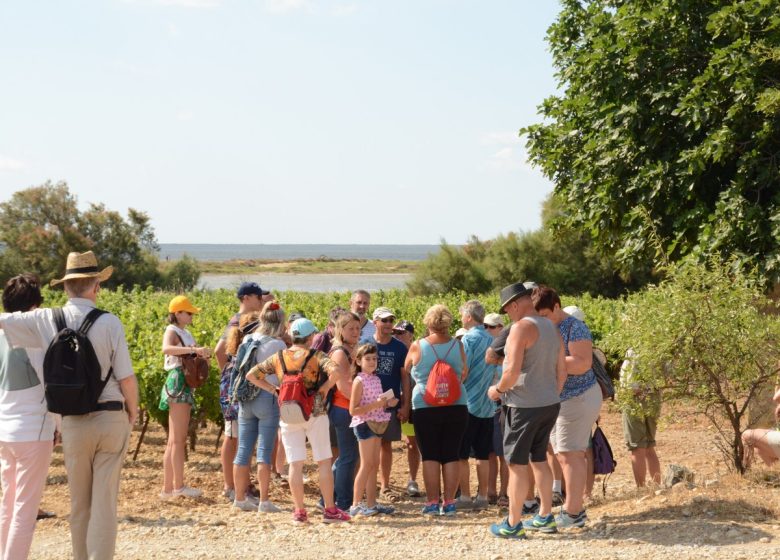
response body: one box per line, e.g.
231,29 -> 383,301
440,502 -> 457,517
406,480 -> 421,497
259,500 -> 281,513
323,507 -> 351,523
361,506 -> 379,517
222,488 -> 235,502
233,499 -> 258,512
472,497 -> 489,510
490,517 -> 526,539
554,510 -> 586,529
421,503 -> 439,515
552,490 -> 565,507
374,503 -> 395,515
348,504 -> 364,516
522,500 -> 540,516
456,496 -> 473,510
172,486 -> 202,498
522,513 -> 557,533
292,509 -> 309,525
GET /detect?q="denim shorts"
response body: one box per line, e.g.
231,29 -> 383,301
234,395 -> 280,466
353,422 -> 377,441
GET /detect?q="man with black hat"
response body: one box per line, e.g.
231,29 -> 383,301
214,281 -> 274,501
487,282 -> 566,539
0,251 -> 139,559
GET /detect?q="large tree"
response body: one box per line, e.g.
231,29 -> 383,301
523,0 -> 780,282
0,182 -> 161,287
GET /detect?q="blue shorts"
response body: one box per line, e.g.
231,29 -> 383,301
234,395 -> 280,466
353,422 -> 378,441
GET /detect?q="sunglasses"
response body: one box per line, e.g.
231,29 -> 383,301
379,317 -> 396,324
486,324 -> 502,329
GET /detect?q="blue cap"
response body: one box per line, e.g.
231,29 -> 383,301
236,282 -> 270,298
290,318 -> 318,339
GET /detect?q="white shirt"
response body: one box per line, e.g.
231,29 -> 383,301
360,319 -> 376,343
1,298 -> 135,404
163,325 -> 197,371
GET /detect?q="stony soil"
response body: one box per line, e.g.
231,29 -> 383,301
28,405 -> 780,559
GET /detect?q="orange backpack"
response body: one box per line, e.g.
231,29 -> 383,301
422,339 -> 462,406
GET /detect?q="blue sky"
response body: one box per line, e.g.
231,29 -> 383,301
0,0 -> 560,245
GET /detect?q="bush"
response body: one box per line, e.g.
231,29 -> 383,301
162,255 -> 201,292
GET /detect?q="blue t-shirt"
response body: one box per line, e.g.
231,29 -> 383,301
411,338 -> 468,410
373,336 -> 408,399
461,325 -> 499,418
559,316 -> 597,401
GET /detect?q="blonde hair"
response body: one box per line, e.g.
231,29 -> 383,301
352,343 -> 378,378
332,311 -> 360,346
256,301 -> 286,338
423,304 -> 453,334
226,311 -> 261,356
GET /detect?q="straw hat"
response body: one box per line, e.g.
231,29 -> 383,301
50,251 -> 113,286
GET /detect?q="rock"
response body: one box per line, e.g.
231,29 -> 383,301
682,509 -> 692,517
726,528 -> 741,539
663,464 -> 695,488
655,489 -> 664,496
760,537 -> 771,543
704,478 -> 719,488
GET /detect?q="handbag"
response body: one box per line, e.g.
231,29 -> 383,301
175,332 -> 209,389
366,420 -> 389,435
565,322 -> 614,400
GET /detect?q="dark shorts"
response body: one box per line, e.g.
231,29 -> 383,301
381,406 -> 402,442
412,405 -> 468,464
492,408 -> 504,456
459,413 -> 494,460
503,403 -> 560,465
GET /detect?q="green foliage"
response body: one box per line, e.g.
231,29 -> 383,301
523,0 -> 780,284
162,255 -> 201,292
605,258 -> 780,473
0,182 -> 162,288
406,242 -> 491,295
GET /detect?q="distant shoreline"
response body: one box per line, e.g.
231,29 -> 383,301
175,257 -> 420,275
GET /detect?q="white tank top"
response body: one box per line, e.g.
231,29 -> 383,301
163,325 -> 196,371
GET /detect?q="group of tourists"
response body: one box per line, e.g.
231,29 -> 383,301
2,249 -> 779,559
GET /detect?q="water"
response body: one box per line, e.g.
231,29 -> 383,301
197,272 -> 411,293
159,243 -> 440,262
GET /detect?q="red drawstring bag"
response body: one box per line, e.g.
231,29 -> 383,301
422,339 -> 461,406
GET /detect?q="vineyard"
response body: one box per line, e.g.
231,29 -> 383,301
40,286 -> 627,431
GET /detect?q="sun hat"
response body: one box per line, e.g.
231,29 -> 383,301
372,307 -> 395,320
169,295 -> 200,314
483,313 -> 504,328
50,251 -> 113,286
563,305 -> 585,321
236,281 -> 270,298
290,318 -> 318,339
393,320 -> 415,335
498,281 -> 537,313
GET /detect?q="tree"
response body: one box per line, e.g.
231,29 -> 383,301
523,0 -> 780,283
606,258 -> 780,474
0,182 -> 162,288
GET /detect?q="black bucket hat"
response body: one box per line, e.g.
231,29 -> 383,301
499,281 -> 537,313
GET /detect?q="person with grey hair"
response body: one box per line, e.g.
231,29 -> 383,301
457,300 -> 498,509
350,290 -> 375,342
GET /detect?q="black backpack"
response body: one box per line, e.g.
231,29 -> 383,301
43,307 -> 112,415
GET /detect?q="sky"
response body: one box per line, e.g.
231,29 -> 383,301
0,0 -> 561,245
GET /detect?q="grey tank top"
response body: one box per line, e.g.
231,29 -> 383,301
504,316 -> 561,408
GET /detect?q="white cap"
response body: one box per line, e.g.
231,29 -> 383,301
563,305 -> 585,321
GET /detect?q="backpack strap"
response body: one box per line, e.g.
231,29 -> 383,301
278,350 -> 289,375
78,308 -> 107,336
426,337 -> 457,361
52,307 -> 67,332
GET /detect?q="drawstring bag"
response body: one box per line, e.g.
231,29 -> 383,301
422,339 -> 461,407
592,421 -> 617,496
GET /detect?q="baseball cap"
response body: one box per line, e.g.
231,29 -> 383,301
393,320 -> 415,335
563,305 -> 585,321
484,313 -> 504,328
455,327 -> 468,339
372,307 -> 395,320
168,295 -> 200,314
289,318 -> 318,339
236,282 -> 270,299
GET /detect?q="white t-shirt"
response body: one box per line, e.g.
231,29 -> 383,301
0,334 -> 56,442
1,298 -> 135,404
163,325 -> 197,371
360,319 -> 376,344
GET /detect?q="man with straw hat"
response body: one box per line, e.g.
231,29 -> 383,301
0,250 -> 138,560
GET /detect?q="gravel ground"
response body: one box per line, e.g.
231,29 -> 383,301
27,406 -> 780,559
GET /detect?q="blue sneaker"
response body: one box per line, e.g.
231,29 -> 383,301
554,510 -> 586,529
440,502 -> 457,516
490,517 -> 526,539
348,504 -> 364,516
421,503 -> 439,515
374,503 -> 395,515
522,513 -> 557,533
361,506 -> 379,517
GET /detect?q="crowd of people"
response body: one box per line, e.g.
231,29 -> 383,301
1,249 -> 779,558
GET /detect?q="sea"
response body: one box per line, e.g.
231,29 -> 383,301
157,244 -> 440,293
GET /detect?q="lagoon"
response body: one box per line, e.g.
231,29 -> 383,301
197,273 -> 411,293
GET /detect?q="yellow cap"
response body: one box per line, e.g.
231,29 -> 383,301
168,295 -> 200,314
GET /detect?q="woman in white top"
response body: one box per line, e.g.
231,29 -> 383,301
158,295 -> 211,499
0,274 -> 56,560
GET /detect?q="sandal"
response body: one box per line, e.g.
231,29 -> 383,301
381,488 -> 401,503
488,494 -> 498,505
497,495 -> 509,508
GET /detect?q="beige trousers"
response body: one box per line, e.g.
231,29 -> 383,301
62,410 -> 131,560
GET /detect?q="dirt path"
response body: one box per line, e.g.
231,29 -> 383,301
28,406 -> 780,559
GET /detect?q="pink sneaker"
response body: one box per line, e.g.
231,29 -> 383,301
292,509 -> 309,525
323,507 -> 351,523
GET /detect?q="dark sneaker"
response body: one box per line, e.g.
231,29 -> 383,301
552,491 -> 565,507
490,517 -> 526,539
374,503 -> 395,515
522,513 -> 557,533
522,500 -> 540,516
